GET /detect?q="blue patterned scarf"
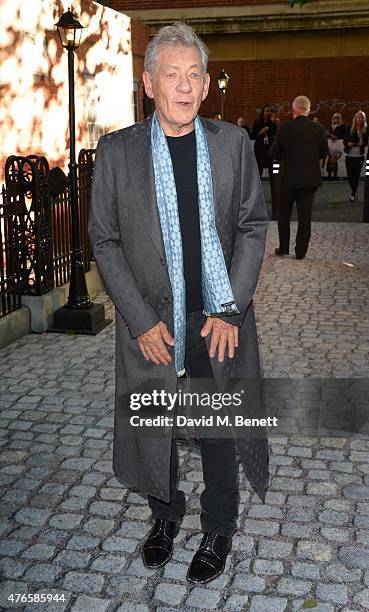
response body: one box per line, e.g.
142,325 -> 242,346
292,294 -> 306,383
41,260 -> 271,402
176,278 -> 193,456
151,112 -> 240,375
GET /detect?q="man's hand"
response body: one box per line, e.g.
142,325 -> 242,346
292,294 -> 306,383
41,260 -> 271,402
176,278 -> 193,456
138,321 -> 174,365
200,317 -> 239,363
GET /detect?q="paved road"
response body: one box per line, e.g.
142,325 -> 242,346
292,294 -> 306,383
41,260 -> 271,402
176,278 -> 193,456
263,178 -> 366,223
0,222 -> 368,611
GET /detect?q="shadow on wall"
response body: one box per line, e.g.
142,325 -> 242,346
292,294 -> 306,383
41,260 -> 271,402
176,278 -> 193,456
0,0 -> 133,183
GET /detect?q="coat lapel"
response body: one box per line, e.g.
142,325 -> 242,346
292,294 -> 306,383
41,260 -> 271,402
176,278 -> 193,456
200,117 -> 234,233
126,116 -> 166,261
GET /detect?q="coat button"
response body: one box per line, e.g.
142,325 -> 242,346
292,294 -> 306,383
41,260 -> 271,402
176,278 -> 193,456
163,297 -> 171,304
160,257 -> 165,265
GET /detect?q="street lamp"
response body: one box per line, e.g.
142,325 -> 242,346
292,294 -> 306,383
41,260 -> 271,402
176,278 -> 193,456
217,68 -> 229,120
50,8 -> 110,334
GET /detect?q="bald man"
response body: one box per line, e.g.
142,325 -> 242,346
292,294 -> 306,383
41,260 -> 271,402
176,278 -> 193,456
270,95 -> 329,259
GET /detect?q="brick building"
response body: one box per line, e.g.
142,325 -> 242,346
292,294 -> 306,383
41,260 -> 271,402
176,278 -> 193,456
104,0 -> 369,129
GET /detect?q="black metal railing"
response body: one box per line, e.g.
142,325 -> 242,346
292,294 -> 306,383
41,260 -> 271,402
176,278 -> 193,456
0,185 -> 23,318
51,186 -> 72,287
0,149 -> 95,318
50,148 -> 95,287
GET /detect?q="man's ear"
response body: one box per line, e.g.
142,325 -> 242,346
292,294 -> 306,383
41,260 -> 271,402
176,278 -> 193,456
142,71 -> 154,99
202,72 -> 210,102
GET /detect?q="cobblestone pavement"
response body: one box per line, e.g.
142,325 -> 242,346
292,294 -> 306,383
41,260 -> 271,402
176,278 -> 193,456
0,222 -> 369,612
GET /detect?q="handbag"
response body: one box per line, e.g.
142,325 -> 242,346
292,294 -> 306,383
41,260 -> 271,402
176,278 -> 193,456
328,138 -> 344,160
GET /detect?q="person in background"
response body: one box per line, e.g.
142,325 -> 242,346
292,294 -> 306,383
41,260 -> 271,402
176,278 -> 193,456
270,95 -> 329,260
212,112 -> 221,120
251,105 -> 278,219
344,110 -> 368,201
326,113 -> 346,180
270,109 -> 281,129
311,116 -> 328,170
236,116 -> 251,138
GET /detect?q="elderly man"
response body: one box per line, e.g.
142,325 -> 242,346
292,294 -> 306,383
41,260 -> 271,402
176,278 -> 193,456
88,22 -> 268,584
270,95 -> 329,259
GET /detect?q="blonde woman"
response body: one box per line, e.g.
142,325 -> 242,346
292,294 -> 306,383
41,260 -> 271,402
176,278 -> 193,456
326,113 -> 345,179
344,110 -> 368,201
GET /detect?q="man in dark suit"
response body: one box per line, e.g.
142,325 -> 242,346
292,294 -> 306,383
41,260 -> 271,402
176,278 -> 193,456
270,95 -> 329,259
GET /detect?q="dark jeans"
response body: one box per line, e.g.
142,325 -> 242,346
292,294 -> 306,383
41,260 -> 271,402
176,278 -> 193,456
147,310 -> 240,537
277,186 -> 317,257
345,155 -> 364,196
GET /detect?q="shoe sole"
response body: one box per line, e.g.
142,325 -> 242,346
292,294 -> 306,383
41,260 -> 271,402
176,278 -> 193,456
142,547 -> 173,569
186,561 -> 227,585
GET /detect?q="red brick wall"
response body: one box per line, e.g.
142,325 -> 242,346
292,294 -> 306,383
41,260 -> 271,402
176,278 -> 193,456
202,57 -> 369,129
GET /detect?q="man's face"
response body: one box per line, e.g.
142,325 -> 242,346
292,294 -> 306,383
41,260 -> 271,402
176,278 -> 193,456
143,44 -> 210,135
237,118 -> 245,128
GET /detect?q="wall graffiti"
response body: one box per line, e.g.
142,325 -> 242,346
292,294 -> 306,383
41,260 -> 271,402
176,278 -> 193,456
259,99 -> 369,116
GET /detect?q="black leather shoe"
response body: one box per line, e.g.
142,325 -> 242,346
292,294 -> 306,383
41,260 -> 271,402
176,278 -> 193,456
186,532 -> 232,584
142,519 -> 179,569
275,248 -> 289,256
295,254 -> 305,260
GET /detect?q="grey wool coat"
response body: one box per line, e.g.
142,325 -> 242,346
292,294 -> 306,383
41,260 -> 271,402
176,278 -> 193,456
88,114 -> 270,504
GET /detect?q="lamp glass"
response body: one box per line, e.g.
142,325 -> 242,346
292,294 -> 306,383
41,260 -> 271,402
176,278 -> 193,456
217,69 -> 229,92
56,10 -> 84,51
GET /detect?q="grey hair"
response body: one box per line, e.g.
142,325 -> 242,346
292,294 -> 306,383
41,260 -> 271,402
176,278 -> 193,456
144,22 -> 209,77
292,95 -> 311,114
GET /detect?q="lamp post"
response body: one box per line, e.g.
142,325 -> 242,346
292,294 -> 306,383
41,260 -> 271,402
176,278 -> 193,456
50,8 -> 110,334
217,68 -> 229,120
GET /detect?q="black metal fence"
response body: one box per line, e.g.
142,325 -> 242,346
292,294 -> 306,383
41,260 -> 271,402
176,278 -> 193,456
0,184 -> 23,318
0,149 -> 95,318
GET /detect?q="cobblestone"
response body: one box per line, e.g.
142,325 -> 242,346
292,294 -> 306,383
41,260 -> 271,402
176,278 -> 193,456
353,588 -> 369,609
291,562 -> 320,580
71,595 -> 110,612
258,540 -> 293,559
296,541 -> 334,562
250,595 -> 287,611
254,559 -> 284,575
154,583 -> 186,606
63,571 -> 105,594
277,577 -> 312,596
339,546 -> 369,569
23,563 -> 62,583
1,222 -> 369,609
54,550 -> 91,569
21,544 -> 55,561
233,575 -> 266,593
185,587 -> 221,608
316,582 -> 348,605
